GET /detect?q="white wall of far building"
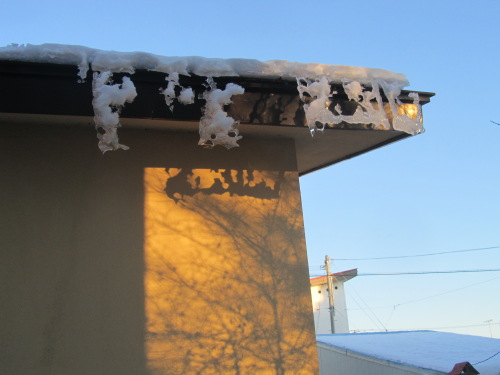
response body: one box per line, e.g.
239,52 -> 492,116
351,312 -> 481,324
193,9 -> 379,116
311,281 -> 350,334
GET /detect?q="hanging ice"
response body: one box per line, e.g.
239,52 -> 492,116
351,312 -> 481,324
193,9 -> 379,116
0,43 -> 427,151
198,78 -> 245,149
92,71 -> 137,152
161,72 -> 194,112
297,76 -> 423,135
398,92 -> 423,135
162,73 -> 178,112
342,80 -> 390,130
382,85 -> 423,135
297,77 -> 338,134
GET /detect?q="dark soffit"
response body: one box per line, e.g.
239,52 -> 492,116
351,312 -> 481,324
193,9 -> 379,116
0,61 -> 434,176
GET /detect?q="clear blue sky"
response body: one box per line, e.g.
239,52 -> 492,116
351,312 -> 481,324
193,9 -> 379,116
2,0 -> 499,338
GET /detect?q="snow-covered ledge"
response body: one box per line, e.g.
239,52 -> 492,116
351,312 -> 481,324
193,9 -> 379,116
0,43 -> 433,173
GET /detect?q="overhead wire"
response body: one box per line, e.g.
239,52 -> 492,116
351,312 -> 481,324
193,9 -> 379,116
311,251 -> 500,336
357,269 -> 500,276
345,286 -> 387,332
472,351 -> 500,366
346,275 -> 500,310
310,269 -> 500,278
334,245 -> 500,261
329,261 -> 387,332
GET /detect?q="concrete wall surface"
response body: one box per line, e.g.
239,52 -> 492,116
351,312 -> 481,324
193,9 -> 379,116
0,121 -> 319,375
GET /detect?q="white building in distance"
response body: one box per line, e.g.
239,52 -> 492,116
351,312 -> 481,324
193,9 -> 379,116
311,269 -> 357,334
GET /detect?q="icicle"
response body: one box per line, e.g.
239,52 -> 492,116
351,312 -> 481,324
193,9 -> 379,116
378,80 -> 424,134
297,76 -> 425,134
297,76 -> 338,135
92,71 -> 137,153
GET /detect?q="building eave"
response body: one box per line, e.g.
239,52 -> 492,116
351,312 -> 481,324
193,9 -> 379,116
0,61 -> 434,175
310,269 -> 358,286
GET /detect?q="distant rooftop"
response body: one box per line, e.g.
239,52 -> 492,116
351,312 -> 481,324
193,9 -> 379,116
317,330 -> 500,375
310,269 -> 358,286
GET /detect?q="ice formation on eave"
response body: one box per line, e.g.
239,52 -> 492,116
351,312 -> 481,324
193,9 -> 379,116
0,43 -> 424,150
198,78 -> 244,148
297,77 -> 423,136
92,71 -> 137,152
161,72 -> 195,112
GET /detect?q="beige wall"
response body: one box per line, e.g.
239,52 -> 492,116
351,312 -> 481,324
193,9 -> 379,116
0,121 -> 318,375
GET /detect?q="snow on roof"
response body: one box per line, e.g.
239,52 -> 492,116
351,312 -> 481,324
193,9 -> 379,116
0,43 -> 409,85
317,331 -> 500,375
0,43 -> 426,152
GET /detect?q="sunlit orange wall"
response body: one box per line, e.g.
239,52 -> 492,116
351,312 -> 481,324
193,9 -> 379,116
145,165 -> 318,374
0,123 -> 318,375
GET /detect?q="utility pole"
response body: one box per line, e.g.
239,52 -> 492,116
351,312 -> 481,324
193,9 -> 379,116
325,255 -> 335,334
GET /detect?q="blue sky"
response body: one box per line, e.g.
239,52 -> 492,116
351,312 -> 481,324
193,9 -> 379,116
1,0 -> 499,338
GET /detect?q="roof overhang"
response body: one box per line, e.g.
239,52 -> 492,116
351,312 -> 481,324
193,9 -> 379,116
310,269 -> 358,286
0,61 -> 434,175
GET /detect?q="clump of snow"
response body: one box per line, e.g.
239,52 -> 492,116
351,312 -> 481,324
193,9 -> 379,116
262,60 -> 409,86
161,72 -> 195,112
92,71 -> 137,152
178,87 -> 195,105
198,77 -> 245,149
0,43 -> 409,84
0,43 -> 94,80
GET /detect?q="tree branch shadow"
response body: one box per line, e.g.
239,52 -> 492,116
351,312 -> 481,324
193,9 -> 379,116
144,167 -> 317,374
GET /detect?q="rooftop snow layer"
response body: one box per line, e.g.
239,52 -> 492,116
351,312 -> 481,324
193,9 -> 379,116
0,43 -> 430,154
0,43 -> 409,85
317,331 -> 500,375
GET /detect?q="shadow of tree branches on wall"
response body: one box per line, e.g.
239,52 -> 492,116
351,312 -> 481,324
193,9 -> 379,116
144,168 -> 318,375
